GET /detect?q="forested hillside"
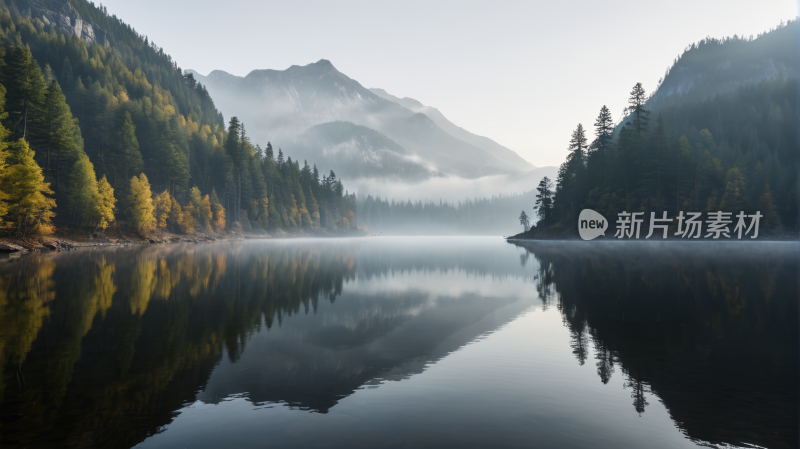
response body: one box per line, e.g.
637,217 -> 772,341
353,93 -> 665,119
0,0 -> 358,239
522,21 -> 798,239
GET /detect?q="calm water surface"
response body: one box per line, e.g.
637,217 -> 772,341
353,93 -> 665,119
0,237 -> 797,448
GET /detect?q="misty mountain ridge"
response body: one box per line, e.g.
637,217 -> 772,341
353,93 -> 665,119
369,88 -> 535,171
186,60 -> 536,181
647,20 -> 795,112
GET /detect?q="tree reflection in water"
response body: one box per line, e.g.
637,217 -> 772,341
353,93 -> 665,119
516,241 -> 798,448
0,240 -> 796,449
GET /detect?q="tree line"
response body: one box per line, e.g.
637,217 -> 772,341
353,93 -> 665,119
358,190 -> 538,235
529,77 -> 797,237
0,0 -> 357,238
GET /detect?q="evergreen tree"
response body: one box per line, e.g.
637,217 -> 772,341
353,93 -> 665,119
758,185 -> 781,232
109,112 -> 142,192
718,167 -> 746,212
535,176 -> 554,222
41,80 -> 75,184
64,151 -> 99,225
2,46 -> 46,140
554,124 -> 587,221
593,105 -> 614,150
626,82 -> 650,134
519,210 -> 530,231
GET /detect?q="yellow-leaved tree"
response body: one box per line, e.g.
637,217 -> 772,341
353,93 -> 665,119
94,175 -> 116,230
0,138 -> 8,226
210,188 -> 225,232
180,201 -> 196,234
167,197 -> 183,232
154,190 -> 172,230
126,173 -> 155,235
1,140 -> 56,238
189,186 -> 211,230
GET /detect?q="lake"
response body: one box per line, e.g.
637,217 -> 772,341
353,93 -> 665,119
0,237 -> 797,448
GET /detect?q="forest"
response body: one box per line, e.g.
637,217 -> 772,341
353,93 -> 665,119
358,190 -> 538,235
0,0 -> 358,240
525,25 -> 798,238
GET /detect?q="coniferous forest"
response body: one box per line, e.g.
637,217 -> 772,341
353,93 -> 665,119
524,24 -> 798,239
0,0 -> 357,240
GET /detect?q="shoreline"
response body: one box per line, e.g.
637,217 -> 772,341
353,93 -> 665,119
0,226 -> 367,257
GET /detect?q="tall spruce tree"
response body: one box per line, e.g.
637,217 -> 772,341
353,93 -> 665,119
64,151 -> 99,225
41,81 -> 75,185
626,82 -> 650,134
535,176 -> 554,222
110,112 -> 142,192
2,46 -> 46,141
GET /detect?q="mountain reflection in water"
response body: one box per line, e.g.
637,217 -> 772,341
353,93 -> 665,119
0,238 -> 796,449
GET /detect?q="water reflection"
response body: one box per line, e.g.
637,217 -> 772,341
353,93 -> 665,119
515,241 -> 798,448
0,239 -> 796,449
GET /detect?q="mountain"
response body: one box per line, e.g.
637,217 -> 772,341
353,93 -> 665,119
0,0 -> 359,236
369,87 -> 535,171
187,61 -> 533,180
647,20 -> 796,112
292,121 -> 431,181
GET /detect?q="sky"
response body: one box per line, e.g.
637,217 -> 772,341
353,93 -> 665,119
99,0 -> 796,168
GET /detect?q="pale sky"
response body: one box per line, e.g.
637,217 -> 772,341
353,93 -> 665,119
100,0 -> 796,168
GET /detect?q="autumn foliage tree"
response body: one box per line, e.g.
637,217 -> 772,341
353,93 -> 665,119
94,175 -> 116,230
1,140 -> 56,237
126,173 -> 155,235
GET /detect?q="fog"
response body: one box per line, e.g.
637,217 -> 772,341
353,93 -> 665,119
345,167 -> 556,203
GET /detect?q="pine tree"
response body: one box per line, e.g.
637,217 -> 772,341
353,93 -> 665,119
110,112 -> 142,192
41,81 -> 75,185
535,176 -> 554,222
718,167 -> 746,212
64,151 -> 99,225
1,139 -> 56,238
519,210 -> 530,231
555,124 -> 588,220
126,173 -> 155,234
593,105 -> 614,150
94,175 -> 116,230
758,185 -> 782,232
2,46 -> 47,141
626,82 -> 650,134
